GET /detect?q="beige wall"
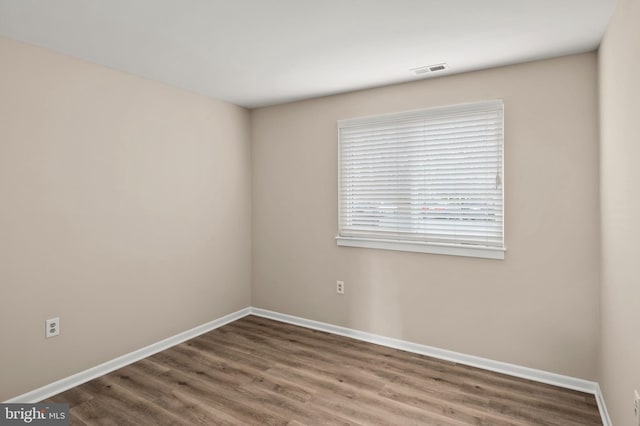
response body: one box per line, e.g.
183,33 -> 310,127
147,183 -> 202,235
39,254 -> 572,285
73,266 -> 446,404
0,38 -> 252,401
599,0 -> 640,423
252,53 -> 601,379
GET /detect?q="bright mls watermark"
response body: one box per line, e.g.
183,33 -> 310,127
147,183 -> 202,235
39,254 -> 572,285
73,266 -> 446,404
0,404 -> 68,425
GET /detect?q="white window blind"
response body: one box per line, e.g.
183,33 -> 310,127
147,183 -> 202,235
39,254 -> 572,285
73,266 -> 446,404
337,101 -> 504,259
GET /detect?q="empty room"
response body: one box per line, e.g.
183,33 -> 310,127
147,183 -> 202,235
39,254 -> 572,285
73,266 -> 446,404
1,0 -> 638,424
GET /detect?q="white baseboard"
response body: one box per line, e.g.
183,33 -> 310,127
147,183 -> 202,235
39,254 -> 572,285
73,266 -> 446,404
250,307 -> 611,426
4,307 -> 252,404
594,383 -> 612,426
5,305 -> 611,426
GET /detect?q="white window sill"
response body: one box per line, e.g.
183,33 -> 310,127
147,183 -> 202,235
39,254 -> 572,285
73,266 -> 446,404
336,236 -> 505,260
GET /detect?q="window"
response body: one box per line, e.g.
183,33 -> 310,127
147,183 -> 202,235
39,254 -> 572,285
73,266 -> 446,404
337,101 -> 504,259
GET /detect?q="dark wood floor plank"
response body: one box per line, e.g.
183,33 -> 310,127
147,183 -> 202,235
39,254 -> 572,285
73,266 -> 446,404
227,319 -> 449,383
459,380 -> 601,424
236,380 -> 356,425
48,386 -> 94,406
162,388 -> 246,425
80,378 -> 185,425
106,367 -> 235,425
207,325 -> 394,392
244,315 -> 458,368
141,361 -> 289,425
310,386 -> 468,426
71,399 -> 131,426
243,372 -> 315,404
102,365 -> 170,403
46,315 -> 602,425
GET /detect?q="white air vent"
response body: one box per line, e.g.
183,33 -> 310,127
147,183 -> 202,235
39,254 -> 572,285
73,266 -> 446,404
410,63 -> 448,75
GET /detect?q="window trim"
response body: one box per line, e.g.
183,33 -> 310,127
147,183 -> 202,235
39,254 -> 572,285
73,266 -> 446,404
336,101 -> 506,260
335,236 -> 505,259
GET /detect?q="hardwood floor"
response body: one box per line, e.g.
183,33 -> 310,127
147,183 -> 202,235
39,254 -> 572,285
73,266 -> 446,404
47,315 -> 602,425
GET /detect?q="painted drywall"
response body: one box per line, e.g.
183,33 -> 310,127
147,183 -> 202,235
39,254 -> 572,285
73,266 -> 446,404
252,53 -> 600,380
598,0 -> 640,423
0,37 -> 252,401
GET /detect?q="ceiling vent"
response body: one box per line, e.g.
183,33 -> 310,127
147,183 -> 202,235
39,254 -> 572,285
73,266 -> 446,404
410,63 -> 448,75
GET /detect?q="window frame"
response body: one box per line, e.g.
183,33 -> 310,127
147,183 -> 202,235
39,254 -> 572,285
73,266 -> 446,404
336,101 -> 506,260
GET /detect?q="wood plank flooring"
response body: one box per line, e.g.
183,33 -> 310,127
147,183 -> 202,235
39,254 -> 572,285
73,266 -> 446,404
47,315 -> 602,425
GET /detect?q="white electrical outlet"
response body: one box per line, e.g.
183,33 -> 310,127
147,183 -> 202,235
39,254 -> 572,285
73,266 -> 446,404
46,317 -> 60,338
336,281 -> 345,295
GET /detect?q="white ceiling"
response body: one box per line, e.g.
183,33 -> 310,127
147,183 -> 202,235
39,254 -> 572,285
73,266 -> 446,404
0,0 -> 617,108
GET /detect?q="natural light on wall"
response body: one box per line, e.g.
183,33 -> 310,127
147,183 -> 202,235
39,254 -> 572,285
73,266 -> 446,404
336,101 -> 505,259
